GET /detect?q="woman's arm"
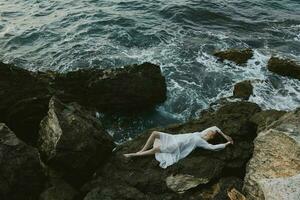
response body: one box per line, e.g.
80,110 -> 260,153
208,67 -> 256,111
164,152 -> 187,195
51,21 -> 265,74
200,126 -> 220,136
200,126 -> 233,144
216,129 -> 233,144
201,141 -> 231,151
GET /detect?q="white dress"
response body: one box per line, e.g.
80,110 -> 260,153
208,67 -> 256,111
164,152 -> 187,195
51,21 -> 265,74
154,126 -> 227,169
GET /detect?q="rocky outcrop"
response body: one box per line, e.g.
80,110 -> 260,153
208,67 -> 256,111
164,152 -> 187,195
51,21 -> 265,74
53,62 -> 167,113
243,109 -> 300,200
3,56 -> 300,199
214,49 -> 253,65
258,174 -> 300,200
267,57 -> 300,80
39,178 -> 79,200
83,181 -> 148,200
250,110 -> 286,132
38,97 -> 115,186
0,123 -> 46,200
0,62 -> 50,145
82,101 -> 261,199
166,174 -> 209,193
233,80 -> 253,100
0,62 -> 166,145
228,188 -> 246,200
199,177 -> 244,200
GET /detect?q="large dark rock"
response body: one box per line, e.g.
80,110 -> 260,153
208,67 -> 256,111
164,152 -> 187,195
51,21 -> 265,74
82,101 -> 261,199
39,176 -> 79,200
198,177 -> 244,200
233,80 -> 253,100
0,62 -> 50,145
0,62 -> 166,145
83,179 -> 149,200
0,123 -> 46,200
53,62 -> 167,113
38,97 -> 115,186
250,110 -> 287,132
214,49 -> 253,65
267,57 -> 300,80
243,108 -> 300,200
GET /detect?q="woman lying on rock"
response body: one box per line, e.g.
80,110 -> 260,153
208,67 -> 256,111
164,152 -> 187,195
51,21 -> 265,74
124,126 -> 234,168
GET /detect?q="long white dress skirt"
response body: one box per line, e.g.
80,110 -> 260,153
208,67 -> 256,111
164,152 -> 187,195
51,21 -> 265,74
154,131 -> 183,169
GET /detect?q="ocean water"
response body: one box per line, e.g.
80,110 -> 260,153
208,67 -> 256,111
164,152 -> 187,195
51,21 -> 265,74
0,0 -> 300,142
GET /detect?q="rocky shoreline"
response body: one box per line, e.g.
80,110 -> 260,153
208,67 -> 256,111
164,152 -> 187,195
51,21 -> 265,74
0,62 -> 166,146
0,50 -> 300,200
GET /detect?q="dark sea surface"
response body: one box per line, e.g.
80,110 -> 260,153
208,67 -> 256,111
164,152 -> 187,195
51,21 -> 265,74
1,0 -> 300,142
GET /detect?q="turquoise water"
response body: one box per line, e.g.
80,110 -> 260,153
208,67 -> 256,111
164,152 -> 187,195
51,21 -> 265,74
1,0 -> 300,141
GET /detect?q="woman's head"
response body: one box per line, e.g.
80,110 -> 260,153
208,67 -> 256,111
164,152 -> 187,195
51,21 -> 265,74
206,130 -> 219,141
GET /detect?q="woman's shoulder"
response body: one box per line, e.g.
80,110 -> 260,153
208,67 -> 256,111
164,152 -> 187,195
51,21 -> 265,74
198,126 -> 221,135
206,126 -> 221,131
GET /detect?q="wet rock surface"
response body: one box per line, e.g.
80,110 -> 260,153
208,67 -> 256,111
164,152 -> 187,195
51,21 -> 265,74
0,123 -> 46,200
0,62 -> 50,145
233,80 -> 253,100
53,62 -> 167,113
38,97 -> 115,186
214,49 -> 253,65
243,109 -> 300,200
267,57 -> 300,80
0,62 -> 166,145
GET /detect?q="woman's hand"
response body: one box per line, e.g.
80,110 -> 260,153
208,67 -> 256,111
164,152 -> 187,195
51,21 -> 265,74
225,140 -> 234,146
217,130 -> 233,144
224,135 -> 233,143
225,141 -> 231,146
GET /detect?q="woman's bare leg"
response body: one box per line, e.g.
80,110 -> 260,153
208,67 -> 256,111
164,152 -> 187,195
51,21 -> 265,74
123,131 -> 161,158
138,131 -> 160,152
124,147 -> 160,158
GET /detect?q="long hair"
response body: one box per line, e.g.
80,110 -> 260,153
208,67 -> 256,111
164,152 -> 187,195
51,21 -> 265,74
210,130 -> 224,144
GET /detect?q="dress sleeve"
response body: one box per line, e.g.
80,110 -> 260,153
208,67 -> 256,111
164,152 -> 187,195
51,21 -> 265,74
197,138 -> 227,151
202,143 -> 227,151
200,126 -> 220,134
